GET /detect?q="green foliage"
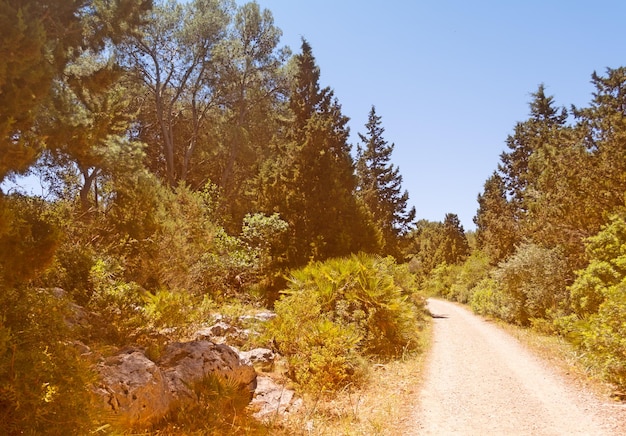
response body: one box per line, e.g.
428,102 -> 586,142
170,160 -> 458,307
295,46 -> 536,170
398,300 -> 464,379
577,282 -> 626,388
562,215 -> 626,388
490,243 -> 569,325
474,172 -> 518,264
258,40 -> 381,267
0,286 -> 98,434
356,106 -> 416,257
405,215 -> 470,282
143,289 -> 195,330
0,195 -> 60,287
469,277 -> 508,318
422,263 -> 460,299
87,257 -> 147,342
569,214 -> 626,317
449,250 -> 492,303
269,254 -> 424,393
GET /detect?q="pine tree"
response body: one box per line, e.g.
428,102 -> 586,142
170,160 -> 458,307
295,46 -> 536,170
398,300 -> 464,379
474,172 -> 518,263
259,40 -> 379,266
356,106 -> 416,256
499,84 -> 567,217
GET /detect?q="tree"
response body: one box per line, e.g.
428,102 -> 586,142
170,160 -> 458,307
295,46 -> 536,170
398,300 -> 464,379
259,40 -> 379,266
438,213 -> 470,264
406,214 -> 469,280
120,0 -> 231,187
474,172 -> 518,263
0,0 -> 151,183
206,1 -> 290,226
356,106 -> 416,257
499,84 -> 568,212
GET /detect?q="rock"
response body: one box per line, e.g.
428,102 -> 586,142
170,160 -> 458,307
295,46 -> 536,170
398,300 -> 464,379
95,349 -> 171,427
239,348 -> 275,372
192,322 -> 250,346
94,341 -> 257,428
250,376 -> 301,420
159,341 -> 257,402
240,311 -> 277,323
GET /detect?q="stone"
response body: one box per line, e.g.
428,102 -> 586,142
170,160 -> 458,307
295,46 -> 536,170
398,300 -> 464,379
239,348 -> 275,372
250,376 -> 301,421
159,341 -> 257,402
192,322 -> 250,346
95,349 -> 171,427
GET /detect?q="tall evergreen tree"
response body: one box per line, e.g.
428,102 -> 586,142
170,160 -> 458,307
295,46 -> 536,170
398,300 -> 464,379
438,213 -> 470,264
259,40 -> 379,266
499,84 -> 567,206
474,172 -> 518,263
356,106 -> 416,256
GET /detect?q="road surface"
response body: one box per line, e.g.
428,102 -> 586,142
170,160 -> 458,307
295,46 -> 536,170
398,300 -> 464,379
411,299 -> 626,435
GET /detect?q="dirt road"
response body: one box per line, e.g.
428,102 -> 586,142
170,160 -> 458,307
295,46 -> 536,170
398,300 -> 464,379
411,299 -> 626,435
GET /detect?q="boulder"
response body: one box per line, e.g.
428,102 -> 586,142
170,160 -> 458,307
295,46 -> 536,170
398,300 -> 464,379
95,349 -> 171,427
159,341 -> 257,402
94,341 -> 257,428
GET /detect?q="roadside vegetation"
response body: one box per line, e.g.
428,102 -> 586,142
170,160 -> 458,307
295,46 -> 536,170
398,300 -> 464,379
413,77 -> 626,396
3,1 -> 626,434
0,1 -> 421,433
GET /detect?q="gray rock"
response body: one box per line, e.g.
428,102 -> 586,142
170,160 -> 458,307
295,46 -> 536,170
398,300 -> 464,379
159,341 -> 257,401
95,349 -> 171,427
192,322 -> 250,346
239,348 -> 275,372
94,341 -> 257,428
250,376 -> 301,421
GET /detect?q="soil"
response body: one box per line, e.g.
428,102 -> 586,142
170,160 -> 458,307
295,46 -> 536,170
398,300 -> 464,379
409,299 -> 626,435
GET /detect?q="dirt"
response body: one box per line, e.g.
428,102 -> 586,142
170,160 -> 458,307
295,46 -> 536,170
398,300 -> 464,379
409,299 -> 626,435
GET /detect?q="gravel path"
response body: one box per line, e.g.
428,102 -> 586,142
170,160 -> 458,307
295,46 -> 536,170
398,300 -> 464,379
411,299 -> 626,435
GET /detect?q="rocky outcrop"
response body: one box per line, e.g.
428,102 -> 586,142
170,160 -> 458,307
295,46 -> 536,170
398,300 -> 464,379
95,349 -> 171,427
159,341 -> 257,402
94,341 -> 256,428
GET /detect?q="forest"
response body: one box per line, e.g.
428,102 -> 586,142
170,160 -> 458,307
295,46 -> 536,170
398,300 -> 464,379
2,0 -> 626,434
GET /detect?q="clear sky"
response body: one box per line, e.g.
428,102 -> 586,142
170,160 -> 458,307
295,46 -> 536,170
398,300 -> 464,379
250,0 -> 626,230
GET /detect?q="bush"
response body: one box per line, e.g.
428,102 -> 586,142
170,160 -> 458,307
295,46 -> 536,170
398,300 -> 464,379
491,243 -> 569,325
268,254 -> 424,393
569,215 -> 626,317
0,286 -> 98,434
578,281 -> 626,388
422,263 -> 460,298
564,215 -> 626,388
87,257 -> 147,343
469,277 -> 510,318
450,251 -> 491,303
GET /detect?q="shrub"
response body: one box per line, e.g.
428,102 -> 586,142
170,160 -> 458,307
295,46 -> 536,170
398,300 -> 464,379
569,214 -> 626,317
578,281 -> 626,388
491,243 -> 569,325
564,215 -> 626,389
447,251 -> 491,303
0,286 -> 97,434
422,263 -> 460,298
87,257 -> 147,343
469,277 -> 510,318
268,254 -> 424,393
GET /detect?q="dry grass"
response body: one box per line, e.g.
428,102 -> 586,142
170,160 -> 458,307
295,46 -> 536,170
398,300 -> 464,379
269,321 -> 433,435
493,318 -> 618,399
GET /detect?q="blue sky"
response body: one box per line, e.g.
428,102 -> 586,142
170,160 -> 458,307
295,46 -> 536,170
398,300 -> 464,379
251,0 -> 626,230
